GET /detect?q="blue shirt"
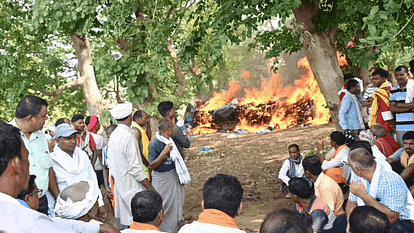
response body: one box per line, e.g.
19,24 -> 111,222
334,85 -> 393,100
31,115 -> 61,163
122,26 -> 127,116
349,165 -> 414,222
390,84 -> 414,131
338,92 -> 364,130
148,138 -> 174,172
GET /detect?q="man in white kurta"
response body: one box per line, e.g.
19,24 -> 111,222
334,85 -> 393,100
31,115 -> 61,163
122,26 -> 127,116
108,102 -> 154,230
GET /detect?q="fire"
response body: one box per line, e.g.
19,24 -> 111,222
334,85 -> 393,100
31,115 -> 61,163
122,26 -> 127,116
191,56 -> 332,135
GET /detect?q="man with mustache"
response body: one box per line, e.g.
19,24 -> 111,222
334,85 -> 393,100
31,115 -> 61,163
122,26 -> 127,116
386,131 -> 414,195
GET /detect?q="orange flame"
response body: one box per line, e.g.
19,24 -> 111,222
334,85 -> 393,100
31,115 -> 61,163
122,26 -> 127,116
191,56 -> 332,135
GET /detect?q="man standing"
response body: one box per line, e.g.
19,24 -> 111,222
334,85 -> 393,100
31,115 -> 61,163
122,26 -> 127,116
386,131 -> 414,195
390,66 -> 414,146
346,148 -> 414,232
158,101 -> 190,160
108,102 -> 155,230
9,95 -> 59,216
71,114 -> 98,166
132,110 -> 151,180
86,115 -> 107,188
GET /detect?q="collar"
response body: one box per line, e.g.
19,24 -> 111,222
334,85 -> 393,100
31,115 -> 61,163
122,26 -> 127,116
0,192 -> 21,206
314,172 -> 326,188
197,209 -> 239,229
129,222 -> 160,231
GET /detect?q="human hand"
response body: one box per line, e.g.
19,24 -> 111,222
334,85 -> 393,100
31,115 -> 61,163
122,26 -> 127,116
162,144 -> 173,154
105,186 -> 112,199
349,179 -> 367,197
97,206 -> 108,222
317,136 -> 325,151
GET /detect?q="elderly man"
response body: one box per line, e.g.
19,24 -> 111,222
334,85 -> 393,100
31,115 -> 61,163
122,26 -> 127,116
260,208 -> 312,233
0,121 -> 119,233
349,206 -> 390,233
51,123 -> 107,222
346,148 -> 414,232
132,110 -> 151,180
107,102 -> 154,230
9,95 -> 59,216
121,190 -> 166,232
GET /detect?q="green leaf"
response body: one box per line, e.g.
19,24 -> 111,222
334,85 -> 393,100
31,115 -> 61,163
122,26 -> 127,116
368,25 -> 377,36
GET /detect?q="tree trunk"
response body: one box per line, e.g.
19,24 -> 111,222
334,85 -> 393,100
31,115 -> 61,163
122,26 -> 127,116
294,3 -> 343,130
71,34 -> 104,115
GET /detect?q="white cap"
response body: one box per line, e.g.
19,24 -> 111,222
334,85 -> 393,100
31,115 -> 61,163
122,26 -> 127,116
110,102 -> 133,120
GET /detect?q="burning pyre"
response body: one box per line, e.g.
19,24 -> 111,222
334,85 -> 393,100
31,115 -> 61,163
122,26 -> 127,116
190,56 -> 334,135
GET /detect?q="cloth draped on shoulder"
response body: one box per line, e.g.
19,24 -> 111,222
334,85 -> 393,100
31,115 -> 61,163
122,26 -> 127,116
155,132 -> 191,184
197,209 -> 239,229
129,222 -> 161,231
401,151 -> 414,168
325,145 -> 347,184
132,121 -> 151,180
376,134 -> 400,158
369,82 -> 392,131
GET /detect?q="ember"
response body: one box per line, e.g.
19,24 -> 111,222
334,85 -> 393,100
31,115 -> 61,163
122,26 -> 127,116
191,56 -> 333,135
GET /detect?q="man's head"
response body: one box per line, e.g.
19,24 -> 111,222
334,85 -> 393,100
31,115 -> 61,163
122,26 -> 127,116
15,95 -> 49,132
17,175 -> 40,210
369,67 -> 377,83
131,190 -> 164,226
409,60 -> 414,74
349,140 -> 374,156
203,174 -> 244,218
395,66 -> 409,86
158,118 -> 174,138
330,131 -> 346,147
71,114 -> 85,131
54,123 -> 79,154
158,101 -> 176,119
110,102 -> 133,124
346,79 -> 361,95
288,144 -> 300,160
371,68 -> 388,87
302,156 -> 322,181
85,115 -> 101,132
343,73 -> 355,86
403,131 -> 414,156
55,118 -> 70,127
0,121 -> 30,196
348,148 -> 376,178
349,206 -> 390,233
260,208 -> 312,233
55,180 -> 99,222
288,178 -> 313,203
370,124 -> 386,139
133,110 -> 150,126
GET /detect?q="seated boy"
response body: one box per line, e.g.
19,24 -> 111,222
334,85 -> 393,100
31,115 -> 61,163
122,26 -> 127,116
278,144 -> 307,198
178,174 -> 246,233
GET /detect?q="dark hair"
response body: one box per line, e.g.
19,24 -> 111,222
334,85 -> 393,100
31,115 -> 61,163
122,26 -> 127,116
343,73 -> 355,81
116,115 -> 130,122
203,174 -> 244,217
349,148 -> 375,170
131,190 -> 163,223
395,65 -> 408,74
288,144 -> 299,151
0,121 -> 23,176
346,79 -> 359,91
106,125 -> 117,135
15,95 -> 48,119
403,131 -> 414,141
372,68 -> 389,79
288,178 -> 312,199
55,118 -> 69,127
158,101 -> 174,117
302,156 -> 322,176
260,208 -> 312,233
350,206 -> 390,233
158,118 -> 173,133
349,140 -> 373,156
133,110 -> 144,121
71,114 -> 84,123
410,60 -> 414,73
17,175 -> 37,200
330,131 -> 346,146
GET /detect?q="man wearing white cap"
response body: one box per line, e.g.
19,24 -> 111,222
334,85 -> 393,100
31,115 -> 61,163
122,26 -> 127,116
107,102 -> 155,230
51,123 -> 107,222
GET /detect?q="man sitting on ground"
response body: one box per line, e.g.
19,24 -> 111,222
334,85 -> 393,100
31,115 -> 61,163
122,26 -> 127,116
121,190 -> 166,232
371,124 -> 400,157
178,174 -> 245,233
349,206 -> 390,233
260,208 -> 312,233
17,174 -> 40,210
288,178 -> 337,233
346,148 -> 414,232
278,144 -> 307,198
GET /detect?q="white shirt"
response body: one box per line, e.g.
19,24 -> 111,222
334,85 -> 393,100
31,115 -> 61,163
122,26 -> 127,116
178,221 -> 246,233
90,133 -> 107,170
107,124 -> 147,225
322,146 -> 350,170
122,230 -> 167,233
278,158 -> 305,185
0,192 -> 99,233
51,145 -> 104,207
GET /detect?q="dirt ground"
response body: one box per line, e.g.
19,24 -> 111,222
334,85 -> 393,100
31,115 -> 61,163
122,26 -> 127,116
182,123 -> 336,232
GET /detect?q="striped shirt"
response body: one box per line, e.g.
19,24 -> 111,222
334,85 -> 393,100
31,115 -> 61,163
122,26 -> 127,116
363,83 -> 378,116
390,84 -> 414,131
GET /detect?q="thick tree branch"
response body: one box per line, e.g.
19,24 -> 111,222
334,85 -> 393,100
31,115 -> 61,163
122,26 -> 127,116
34,76 -> 83,98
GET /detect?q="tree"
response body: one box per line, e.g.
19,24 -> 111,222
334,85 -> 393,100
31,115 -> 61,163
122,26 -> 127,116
187,0 -> 414,128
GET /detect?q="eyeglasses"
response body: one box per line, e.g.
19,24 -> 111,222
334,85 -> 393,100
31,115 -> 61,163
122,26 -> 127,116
28,189 -> 43,196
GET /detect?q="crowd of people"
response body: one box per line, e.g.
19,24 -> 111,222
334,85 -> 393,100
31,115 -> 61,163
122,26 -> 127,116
278,62 -> 414,232
2,63 -> 414,233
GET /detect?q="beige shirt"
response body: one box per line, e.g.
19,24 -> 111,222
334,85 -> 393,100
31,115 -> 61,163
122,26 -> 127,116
314,172 -> 345,216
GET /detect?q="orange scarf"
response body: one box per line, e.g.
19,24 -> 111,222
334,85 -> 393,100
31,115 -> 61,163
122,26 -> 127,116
325,145 -> 347,184
197,209 -> 239,229
401,151 -> 414,168
129,222 -> 161,231
369,82 -> 391,127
